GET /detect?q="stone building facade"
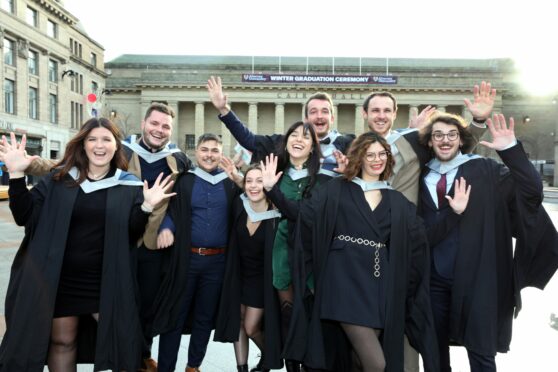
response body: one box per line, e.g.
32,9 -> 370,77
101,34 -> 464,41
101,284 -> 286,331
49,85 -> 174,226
104,55 -> 558,185
1,0 -> 106,161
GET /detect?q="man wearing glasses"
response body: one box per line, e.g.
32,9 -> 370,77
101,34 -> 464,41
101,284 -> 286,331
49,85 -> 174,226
418,112 -> 557,372
360,82 -> 495,372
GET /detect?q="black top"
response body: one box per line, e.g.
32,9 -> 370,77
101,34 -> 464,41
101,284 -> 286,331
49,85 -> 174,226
53,171 -> 112,317
236,211 -> 266,308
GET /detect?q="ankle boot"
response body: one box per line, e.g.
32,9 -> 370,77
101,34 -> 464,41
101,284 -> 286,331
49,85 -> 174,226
237,364 -> 249,372
250,355 -> 269,372
285,360 -> 302,372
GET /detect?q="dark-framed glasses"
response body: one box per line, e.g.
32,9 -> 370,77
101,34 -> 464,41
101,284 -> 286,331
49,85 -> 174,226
431,130 -> 459,142
365,151 -> 390,162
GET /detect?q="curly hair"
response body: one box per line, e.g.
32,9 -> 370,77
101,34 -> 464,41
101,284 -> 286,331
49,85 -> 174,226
343,132 -> 394,181
419,112 -> 475,153
53,117 -> 127,185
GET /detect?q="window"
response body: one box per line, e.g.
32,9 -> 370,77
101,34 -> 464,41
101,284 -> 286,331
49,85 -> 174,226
91,81 -> 98,93
49,94 -> 57,124
47,20 -> 58,38
48,59 -> 58,82
185,134 -> 196,150
3,38 -> 14,66
79,74 -> 83,94
1,0 -> 15,13
90,52 -> 97,67
29,87 -> 38,119
28,50 -> 38,75
71,101 -> 83,128
26,7 -> 38,27
4,79 -> 15,114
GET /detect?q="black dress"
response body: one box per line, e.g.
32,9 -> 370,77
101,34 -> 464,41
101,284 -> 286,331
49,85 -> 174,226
320,182 -> 391,329
54,180 -> 107,317
236,211 -> 266,308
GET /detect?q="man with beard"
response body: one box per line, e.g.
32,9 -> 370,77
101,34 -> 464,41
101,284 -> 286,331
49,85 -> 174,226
361,81 -> 495,205
0,103 -> 192,371
207,76 -> 354,172
418,113 -> 558,372
153,134 -> 239,372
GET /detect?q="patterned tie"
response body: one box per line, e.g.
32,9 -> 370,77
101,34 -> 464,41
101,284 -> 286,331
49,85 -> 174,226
436,173 -> 447,208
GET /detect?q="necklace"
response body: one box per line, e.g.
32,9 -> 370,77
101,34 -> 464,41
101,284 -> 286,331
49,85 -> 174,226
88,168 -> 110,180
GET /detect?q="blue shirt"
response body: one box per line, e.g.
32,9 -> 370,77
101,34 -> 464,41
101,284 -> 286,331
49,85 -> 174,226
160,170 -> 229,248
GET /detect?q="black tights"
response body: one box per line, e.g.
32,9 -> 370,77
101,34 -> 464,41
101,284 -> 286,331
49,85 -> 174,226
341,323 -> 385,372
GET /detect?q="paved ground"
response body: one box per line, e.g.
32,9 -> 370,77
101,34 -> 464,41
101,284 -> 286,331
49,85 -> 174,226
0,198 -> 556,371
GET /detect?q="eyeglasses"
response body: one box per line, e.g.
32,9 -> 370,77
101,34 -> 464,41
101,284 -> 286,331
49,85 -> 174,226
364,151 -> 390,162
431,130 -> 459,142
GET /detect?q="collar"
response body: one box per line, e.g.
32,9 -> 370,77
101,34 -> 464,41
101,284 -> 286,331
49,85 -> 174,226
240,194 -> 281,222
287,166 -> 309,181
351,178 -> 392,192
426,152 -> 481,174
122,138 -> 180,164
385,128 -> 418,145
69,167 -> 143,193
189,167 -> 228,185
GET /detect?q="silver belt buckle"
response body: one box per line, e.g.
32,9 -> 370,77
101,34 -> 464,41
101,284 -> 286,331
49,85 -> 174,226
198,247 -> 206,256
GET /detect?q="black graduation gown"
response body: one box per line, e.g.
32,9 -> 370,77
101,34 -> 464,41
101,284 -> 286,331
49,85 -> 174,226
150,172 -> 239,337
280,178 -> 438,372
214,197 -> 284,369
418,143 -> 558,356
0,173 -> 145,371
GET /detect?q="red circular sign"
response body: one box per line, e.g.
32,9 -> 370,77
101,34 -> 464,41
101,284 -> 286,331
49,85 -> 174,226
87,93 -> 97,103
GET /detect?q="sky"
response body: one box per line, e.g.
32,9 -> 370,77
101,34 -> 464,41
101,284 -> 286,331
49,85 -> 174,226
64,0 -> 558,96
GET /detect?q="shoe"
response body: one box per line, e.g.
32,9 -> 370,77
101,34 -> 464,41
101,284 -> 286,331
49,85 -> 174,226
250,355 -> 269,372
139,357 -> 158,372
285,360 -> 302,372
185,367 -> 201,372
237,365 -> 249,372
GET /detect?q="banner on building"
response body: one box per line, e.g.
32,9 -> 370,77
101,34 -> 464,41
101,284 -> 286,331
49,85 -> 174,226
241,74 -> 398,85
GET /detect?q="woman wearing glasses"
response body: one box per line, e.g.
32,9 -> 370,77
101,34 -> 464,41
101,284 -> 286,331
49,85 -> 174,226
262,132 -> 470,371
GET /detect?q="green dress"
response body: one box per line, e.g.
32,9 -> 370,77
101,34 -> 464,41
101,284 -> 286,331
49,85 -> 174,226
272,168 -> 309,290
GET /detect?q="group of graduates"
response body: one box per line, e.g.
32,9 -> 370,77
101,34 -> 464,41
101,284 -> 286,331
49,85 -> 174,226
0,77 -> 556,372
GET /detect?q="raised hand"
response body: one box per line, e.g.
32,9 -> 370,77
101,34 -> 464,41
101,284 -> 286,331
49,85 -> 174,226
479,114 -> 516,151
207,76 -> 230,115
260,154 -> 283,191
220,155 -> 243,187
332,150 -> 348,174
157,229 -> 174,249
445,177 -> 471,215
142,172 -> 176,209
1,133 -> 39,176
464,81 -> 496,121
409,105 -> 437,129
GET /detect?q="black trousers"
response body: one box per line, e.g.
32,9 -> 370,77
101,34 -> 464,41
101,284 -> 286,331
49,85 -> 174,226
430,266 -> 496,372
137,245 -> 165,359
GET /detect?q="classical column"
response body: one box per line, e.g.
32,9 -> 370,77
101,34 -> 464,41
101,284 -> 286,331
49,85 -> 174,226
301,104 -> 306,121
332,105 -> 338,130
461,105 -> 473,123
194,102 -> 205,141
275,103 -> 285,134
248,102 -> 258,133
167,100 -> 180,148
354,104 -> 365,136
409,105 -> 419,127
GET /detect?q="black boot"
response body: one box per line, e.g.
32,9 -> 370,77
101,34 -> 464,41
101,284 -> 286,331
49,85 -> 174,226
285,360 -> 303,372
237,364 -> 249,372
250,355 -> 269,372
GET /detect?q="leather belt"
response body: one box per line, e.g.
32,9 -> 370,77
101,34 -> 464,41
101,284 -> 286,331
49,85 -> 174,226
191,247 -> 225,256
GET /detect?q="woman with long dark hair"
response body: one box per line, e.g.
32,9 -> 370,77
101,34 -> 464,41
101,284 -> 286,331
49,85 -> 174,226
0,118 -> 174,371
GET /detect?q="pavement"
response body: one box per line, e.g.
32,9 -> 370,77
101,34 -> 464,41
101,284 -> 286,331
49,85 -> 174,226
0,196 -> 557,371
